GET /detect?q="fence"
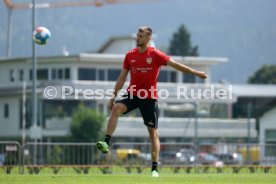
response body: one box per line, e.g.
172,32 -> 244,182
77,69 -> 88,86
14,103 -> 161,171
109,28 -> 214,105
0,141 -> 276,174
0,141 -> 21,174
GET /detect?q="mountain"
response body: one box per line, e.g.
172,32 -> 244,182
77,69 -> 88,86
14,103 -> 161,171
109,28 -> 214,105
1,0 -> 276,83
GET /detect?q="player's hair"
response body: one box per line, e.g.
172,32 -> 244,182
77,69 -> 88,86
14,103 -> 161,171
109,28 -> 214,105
138,26 -> 152,36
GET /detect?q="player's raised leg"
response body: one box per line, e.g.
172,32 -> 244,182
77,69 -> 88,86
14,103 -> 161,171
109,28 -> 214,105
96,103 -> 127,154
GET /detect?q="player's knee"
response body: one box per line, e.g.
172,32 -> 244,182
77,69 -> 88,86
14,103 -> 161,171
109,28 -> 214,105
148,128 -> 159,139
111,104 -> 125,116
153,131 -> 159,139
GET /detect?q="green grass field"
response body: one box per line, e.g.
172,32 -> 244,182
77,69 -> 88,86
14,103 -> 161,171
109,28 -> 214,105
1,173 -> 276,184
1,166 -> 276,184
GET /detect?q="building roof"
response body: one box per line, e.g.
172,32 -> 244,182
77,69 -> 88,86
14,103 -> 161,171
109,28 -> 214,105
97,35 -> 136,53
0,55 -> 79,64
232,84 -> 276,97
79,53 -> 227,66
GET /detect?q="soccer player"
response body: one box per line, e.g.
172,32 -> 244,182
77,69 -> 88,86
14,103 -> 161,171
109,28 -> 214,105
96,26 -> 207,177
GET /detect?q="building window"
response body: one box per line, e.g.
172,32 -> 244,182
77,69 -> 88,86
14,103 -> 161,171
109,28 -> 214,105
196,77 -> 204,83
183,73 -> 195,83
51,68 -> 57,79
265,129 -> 276,156
266,129 -> 276,142
210,103 -> 227,118
4,103 -> 9,119
169,71 -> 177,83
98,69 -> 105,81
58,69 -> 63,79
37,69 -> 48,80
158,71 -> 168,82
64,68 -> 70,79
50,68 -> 70,80
19,98 -> 33,129
78,68 -> 96,80
10,70 -> 15,82
158,71 -> 177,83
19,69 -> 24,81
43,100 -> 87,120
29,70 -> 32,80
107,69 -> 120,81
30,69 -> 49,80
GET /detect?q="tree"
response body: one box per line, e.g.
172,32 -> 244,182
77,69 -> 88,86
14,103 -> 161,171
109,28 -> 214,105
248,64 -> 276,84
70,104 -> 105,142
168,24 -> 199,56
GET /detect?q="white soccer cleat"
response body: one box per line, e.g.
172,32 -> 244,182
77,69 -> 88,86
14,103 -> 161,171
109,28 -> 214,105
151,170 -> 159,177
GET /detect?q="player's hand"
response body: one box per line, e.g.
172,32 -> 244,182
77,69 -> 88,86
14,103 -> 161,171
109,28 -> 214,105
108,98 -> 115,111
196,71 -> 207,79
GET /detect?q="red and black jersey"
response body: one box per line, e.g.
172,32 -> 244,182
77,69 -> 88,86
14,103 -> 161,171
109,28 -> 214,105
123,47 -> 170,99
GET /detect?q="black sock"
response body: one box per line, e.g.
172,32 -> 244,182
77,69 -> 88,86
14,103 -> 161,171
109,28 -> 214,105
104,135 -> 111,145
151,162 -> 158,171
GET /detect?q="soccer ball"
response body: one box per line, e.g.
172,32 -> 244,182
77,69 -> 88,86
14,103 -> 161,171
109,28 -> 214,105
33,27 -> 51,45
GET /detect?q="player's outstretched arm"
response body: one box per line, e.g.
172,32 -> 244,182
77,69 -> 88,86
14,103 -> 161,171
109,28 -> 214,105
167,58 -> 207,79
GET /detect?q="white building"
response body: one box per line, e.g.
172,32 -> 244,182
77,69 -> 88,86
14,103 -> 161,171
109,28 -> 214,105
259,106 -> 276,163
0,36 -> 275,144
260,107 -> 276,145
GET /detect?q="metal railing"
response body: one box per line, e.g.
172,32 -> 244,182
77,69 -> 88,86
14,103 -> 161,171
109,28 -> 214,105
0,141 -> 275,174
0,141 -> 21,174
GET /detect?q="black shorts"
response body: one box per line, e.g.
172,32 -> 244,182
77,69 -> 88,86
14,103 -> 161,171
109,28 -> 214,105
115,94 -> 158,128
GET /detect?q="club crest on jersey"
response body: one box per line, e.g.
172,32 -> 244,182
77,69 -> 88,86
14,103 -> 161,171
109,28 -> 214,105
146,58 -> 152,64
